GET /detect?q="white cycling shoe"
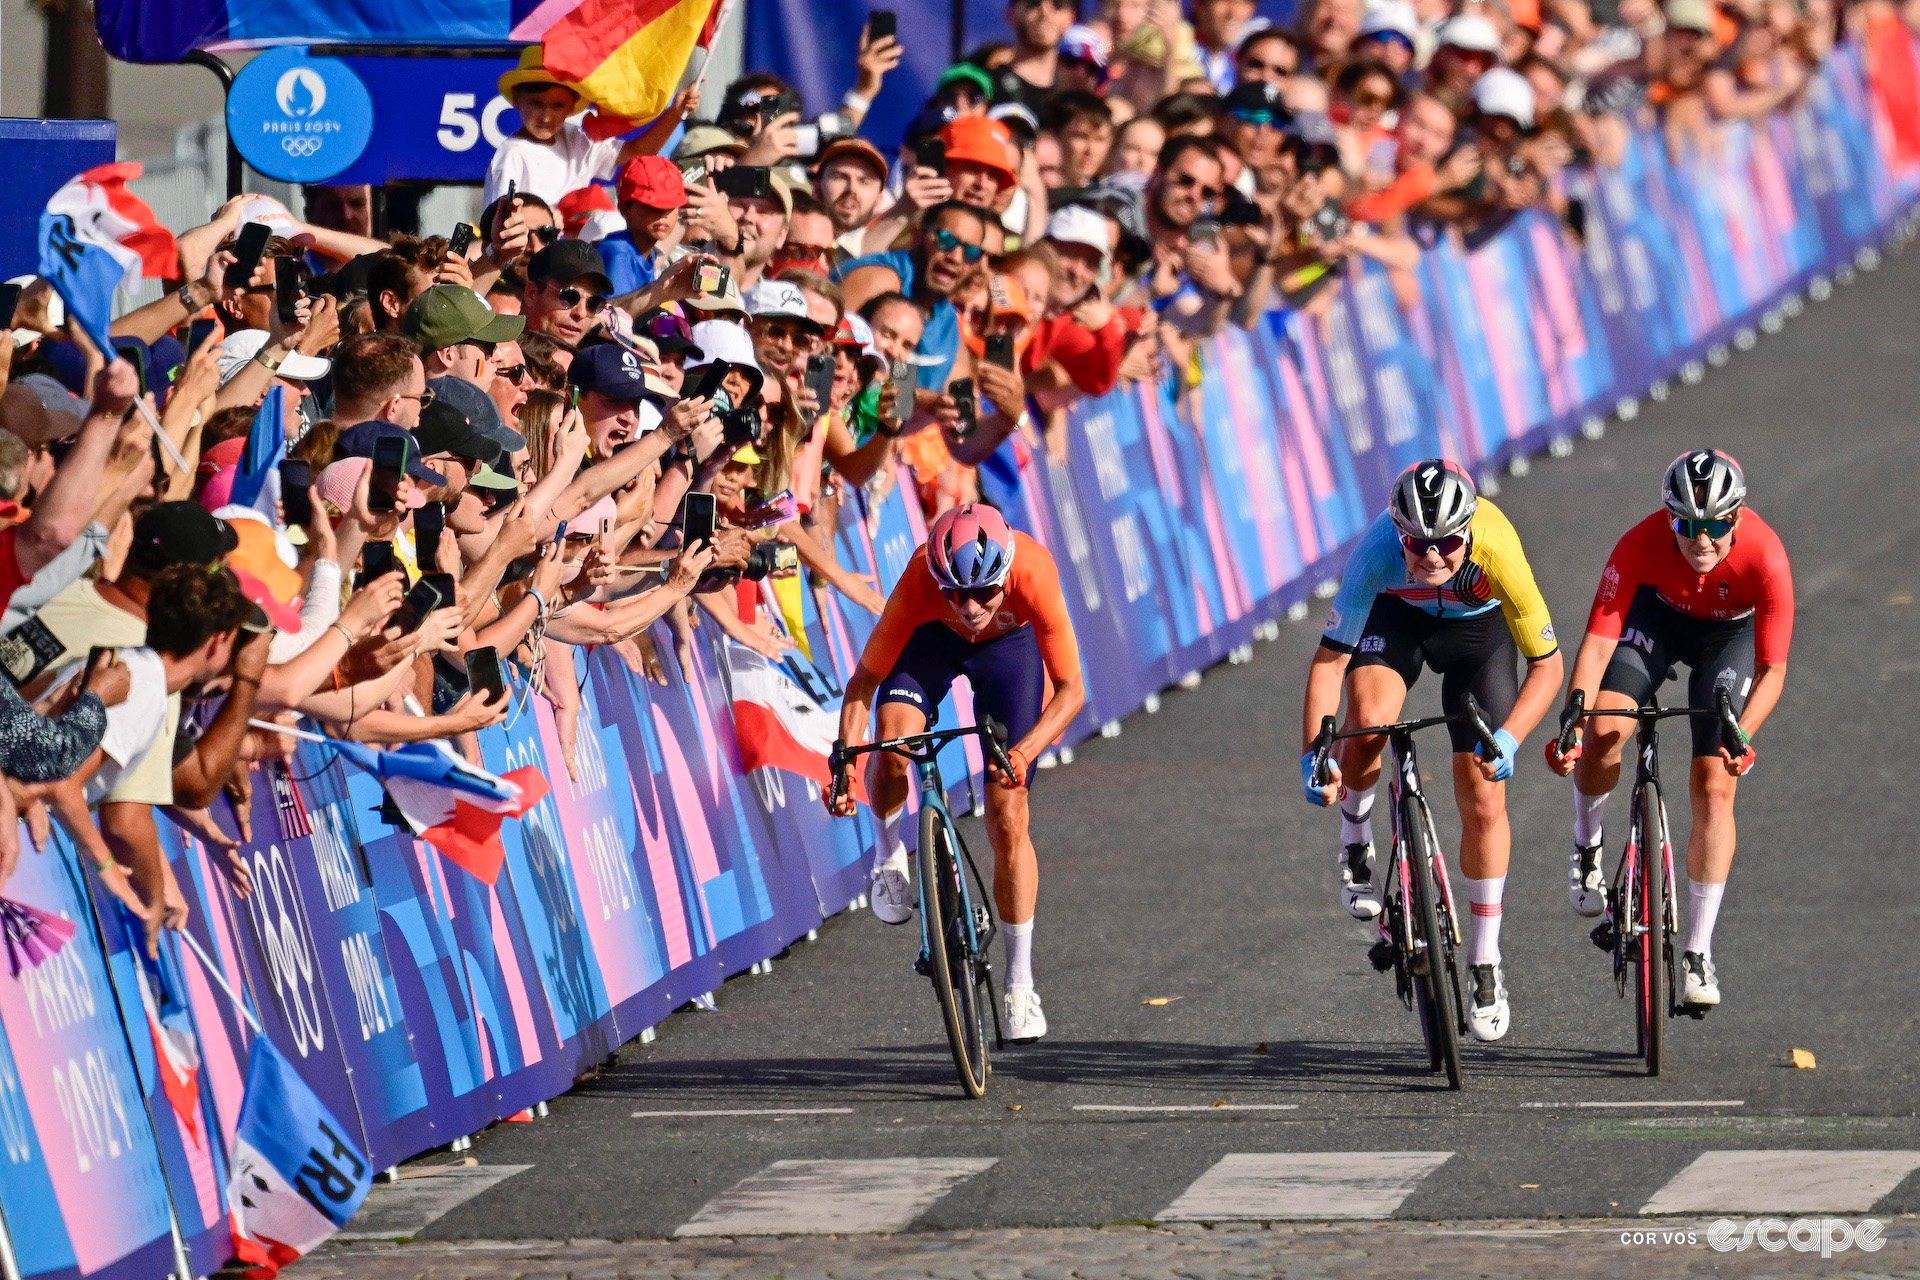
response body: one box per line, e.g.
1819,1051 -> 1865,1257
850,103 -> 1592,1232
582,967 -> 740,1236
1004,986 -> 1048,1042
1467,963 -> 1511,1042
1568,843 -> 1606,917
869,859 -> 914,926
1681,951 -> 1720,1007
1341,843 -> 1383,921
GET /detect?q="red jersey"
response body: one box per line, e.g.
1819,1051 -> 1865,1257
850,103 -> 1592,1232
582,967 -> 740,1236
858,532 -> 1082,684
1585,509 -> 1794,663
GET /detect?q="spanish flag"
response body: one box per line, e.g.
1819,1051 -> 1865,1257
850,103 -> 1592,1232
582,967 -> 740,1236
540,0 -> 723,123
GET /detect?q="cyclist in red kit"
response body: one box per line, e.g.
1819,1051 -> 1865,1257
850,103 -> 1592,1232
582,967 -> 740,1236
1547,451 -> 1793,1009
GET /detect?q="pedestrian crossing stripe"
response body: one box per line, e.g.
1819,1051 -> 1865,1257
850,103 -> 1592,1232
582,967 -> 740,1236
1639,1150 -> 1920,1216
674,1157 -> 999,1236
1159,1152 -> 1455,1221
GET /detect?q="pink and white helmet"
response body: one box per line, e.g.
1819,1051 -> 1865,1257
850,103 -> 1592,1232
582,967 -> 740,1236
925,503 -> 1016,590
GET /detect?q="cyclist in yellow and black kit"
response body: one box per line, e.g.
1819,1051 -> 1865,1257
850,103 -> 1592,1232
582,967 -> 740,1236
1300,461 -> 1564,1041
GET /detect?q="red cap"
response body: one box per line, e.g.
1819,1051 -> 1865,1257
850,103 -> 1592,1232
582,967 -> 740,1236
940,116 -> 1018,185
615,156 -> 688,211
556,184 -> 616,236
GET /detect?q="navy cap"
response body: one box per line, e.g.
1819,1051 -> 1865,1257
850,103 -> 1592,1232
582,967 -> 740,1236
333,421 -> 448,485
567,342 -> 654,402
429,375 -> 527,454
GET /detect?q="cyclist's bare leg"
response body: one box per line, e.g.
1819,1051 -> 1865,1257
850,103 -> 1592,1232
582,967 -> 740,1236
1683,756 -> 1738,964
1335,665 -> 1410,789
1572,689 -> 1638,796
983,781 -> 1036,926
1452,756 -> 1509,879
868,700 -> 928,819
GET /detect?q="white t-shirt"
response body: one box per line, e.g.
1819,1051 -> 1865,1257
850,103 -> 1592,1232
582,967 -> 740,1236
484,125 -> 623,207
50,647 -> 170,806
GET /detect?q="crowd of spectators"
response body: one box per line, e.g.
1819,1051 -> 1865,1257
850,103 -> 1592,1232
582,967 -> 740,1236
0,0 -> 1864,947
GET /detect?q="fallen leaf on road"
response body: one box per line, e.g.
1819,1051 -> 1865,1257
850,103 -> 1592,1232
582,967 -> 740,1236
1253,1042 -> 1270,1055
1889,592 -> 1913,606
1141,996 -> 1183,1006
1006,1104 -> 1023,1111
1520,1184 -> 1539,1189
1791,1048 -> 1817,1069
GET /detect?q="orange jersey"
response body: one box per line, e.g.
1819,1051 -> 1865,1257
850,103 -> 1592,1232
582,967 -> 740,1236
858,531 -> 1082,686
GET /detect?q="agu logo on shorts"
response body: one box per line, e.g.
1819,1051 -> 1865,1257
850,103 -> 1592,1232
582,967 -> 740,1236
228,47 -> 375,183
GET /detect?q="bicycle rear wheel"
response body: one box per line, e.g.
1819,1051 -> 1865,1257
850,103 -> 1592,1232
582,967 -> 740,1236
919,805 -> 991,1098
1404,797 -> 1463,1090
1637,780 -> 1667,1077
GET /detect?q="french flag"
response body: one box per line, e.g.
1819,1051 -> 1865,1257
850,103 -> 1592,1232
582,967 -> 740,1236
37,162 -> 176,352
728,644 -> 868,804
331,738 -> 549,885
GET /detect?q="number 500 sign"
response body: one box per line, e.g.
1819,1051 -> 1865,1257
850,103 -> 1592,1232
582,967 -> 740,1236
328,56 -> 523,185
436,92 -> 517,153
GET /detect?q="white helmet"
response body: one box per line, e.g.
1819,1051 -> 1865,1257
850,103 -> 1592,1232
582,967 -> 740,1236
1389,459 -> 1478,540
1662,449 -> 1746,520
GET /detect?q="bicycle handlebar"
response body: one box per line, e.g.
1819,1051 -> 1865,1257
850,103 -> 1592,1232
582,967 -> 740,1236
828,719 -> 1019,811
1554,687 -> 1746,757
1309,693 -> 1503,789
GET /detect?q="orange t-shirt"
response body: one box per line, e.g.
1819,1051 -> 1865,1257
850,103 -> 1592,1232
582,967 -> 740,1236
857,532 -> 1082,685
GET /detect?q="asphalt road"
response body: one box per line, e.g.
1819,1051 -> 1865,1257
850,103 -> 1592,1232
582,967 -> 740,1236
345,239 -> 1920,1256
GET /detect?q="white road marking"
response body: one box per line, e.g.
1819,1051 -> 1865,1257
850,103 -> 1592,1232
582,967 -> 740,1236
1159,1152 -> 1454,1221
630,1107 -> 855,1118
675,1157 -> 998,1236
1073,1104 -> 1301,1113
336,1165 -> 532,1240
1521,1100 -> 1744,1109
1641,1150 -> 1920,1215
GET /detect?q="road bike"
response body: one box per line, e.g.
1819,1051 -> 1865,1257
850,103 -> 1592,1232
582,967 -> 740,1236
1554,688 -> 1745,1076
1308,695 -> 1504,1090
831,721 -> 1016,1098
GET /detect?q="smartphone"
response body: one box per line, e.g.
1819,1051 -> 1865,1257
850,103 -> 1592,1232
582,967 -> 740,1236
678,158 -> 709,186
0,283 -> 22,333
279,460 -> 313,527
720,406 -> 761,446
984,331 -> 1015,370
389,577 -> 447,637
465,646 -> 506,702
447,223 -> 475,259
802,353 -> 835,426
419,571 -> 456,607
887,355 -> 918,424
714,166 -> 774,202
413,501 -> 445,572
359,539 -> 398,588
368,436 -> 407,514
225,222 -> 272,289
947,377 -> 977,440
186,316 -> 220,358
913,136 -> 948,176
0,616 -> 65,688
866,9 -> 896,42
686,361 -> 731,405
1189,219 -> 1222,248
792,124 -> 821,158
682,491 -> 717,551
695,259 -> 731,298
111,341 -> 149,396
272,259 -> 302,325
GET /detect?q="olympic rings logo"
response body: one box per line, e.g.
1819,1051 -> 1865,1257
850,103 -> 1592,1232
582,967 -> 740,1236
282,136 -> 323,157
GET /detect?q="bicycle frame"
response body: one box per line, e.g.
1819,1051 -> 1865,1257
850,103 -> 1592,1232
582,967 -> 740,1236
905,753 -> 998,977
1379,729 -> 1461,966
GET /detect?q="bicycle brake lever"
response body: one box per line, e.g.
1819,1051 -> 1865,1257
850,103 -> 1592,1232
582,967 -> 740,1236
1556,689 -> 1586,756
1714,688 -> 1745,756
1310,714 -> 1337,788
1463,693 -> 1502,760
828,740 -> 848,810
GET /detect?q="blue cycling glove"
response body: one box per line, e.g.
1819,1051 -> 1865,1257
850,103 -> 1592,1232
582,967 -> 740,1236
1302,751 -> 1333,806
1477,728 -> 1519,782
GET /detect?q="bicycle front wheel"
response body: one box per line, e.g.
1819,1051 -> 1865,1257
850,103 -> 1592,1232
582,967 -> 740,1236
919,805 -> 991,1098
1405,798 -> 1463,1090
1637,780 -> 1668,1077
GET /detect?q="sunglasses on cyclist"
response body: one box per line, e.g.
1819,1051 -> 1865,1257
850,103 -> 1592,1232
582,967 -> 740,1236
930,228 -> 987,263
548,284 -> 609,314
1672,516 -> 1735,539
942,584 -> 1004,607
1402,533 -> 1466,557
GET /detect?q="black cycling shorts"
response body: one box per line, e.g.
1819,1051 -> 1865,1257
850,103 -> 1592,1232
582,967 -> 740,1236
1347,595 -> 1520,753
1599,585 -> 1756,757
877,622 -> 1044,785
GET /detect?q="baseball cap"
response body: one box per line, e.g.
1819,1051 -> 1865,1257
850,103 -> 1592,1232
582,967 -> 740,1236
639,310 -> 705,361
743,279 -> 826,331
988,273 -> 1031,324
219,509 -> 304,632
317,455 -> 427,514
676,125 -> 748,161
195,437 -> 248,511
1,373 -> 88,446
616,156 -> 688,210
128,501 -> 238,573
1224,79 -> 1292,122
556,184 -> 617,238
987,102 -> 1041,146
215,328 -> 331,387
568,342 -> 674,401
401,284 -> 524,353
429,375 -> 527,454
527,238 -> 613,293
682,270 -> 747,314
834,312 -> 883,359
729,444 -> 764,466
938,63 -> 996,101
412,397 -> 500,462
1059,24 -> 1111,72
1665,0 -> 1716,32
816,136 -> 890,181
1045,204 -> 1113,264
1437,13 -> 1502,53
941,116 -> 1018,184
334,421 -> 448,485
1473,67 -> 1536,127
1358,0 -> 1419,42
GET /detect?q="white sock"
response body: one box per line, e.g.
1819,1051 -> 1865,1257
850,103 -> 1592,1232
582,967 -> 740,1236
1003,918 -> 1035,990
1573,788 -> 1611,848
1687,881 -> 1726,960
875,806 -> 908,877
1340,781 -> 1377,847
1465,875 -> 1505,966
